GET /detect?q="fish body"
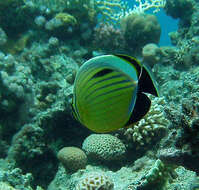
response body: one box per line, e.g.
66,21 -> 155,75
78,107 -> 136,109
72,54 -> 158,133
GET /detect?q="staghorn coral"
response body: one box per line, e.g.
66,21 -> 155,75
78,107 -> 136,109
120,96 -> 169,148
95,0 -> 125,25
117,0 -> 166,20
133,0 -> 166,13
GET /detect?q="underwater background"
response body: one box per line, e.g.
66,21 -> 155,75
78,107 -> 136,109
0,0 -> 199,189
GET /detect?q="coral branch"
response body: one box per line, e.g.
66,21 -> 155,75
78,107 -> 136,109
133,0 -> 166,14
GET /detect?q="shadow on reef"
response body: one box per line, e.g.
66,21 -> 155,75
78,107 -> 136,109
18,149 -> 58,189
0,72 -> 31,155
5,106 -> 91,188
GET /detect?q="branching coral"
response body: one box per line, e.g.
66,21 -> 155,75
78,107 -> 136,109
96,0 -> 166,24
119,96 -> 169,148
119,0 -> 166,19
132,0 -> 166,14
95,0 -> 125,24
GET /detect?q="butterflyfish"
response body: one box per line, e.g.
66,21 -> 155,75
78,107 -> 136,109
71,54 -> 159,133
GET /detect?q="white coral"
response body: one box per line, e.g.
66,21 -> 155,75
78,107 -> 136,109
124,96 -> 169,147
76,172 -> 114,190
133,0 -> 166,14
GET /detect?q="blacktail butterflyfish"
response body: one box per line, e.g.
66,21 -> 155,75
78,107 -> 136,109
71,54 -> 159,133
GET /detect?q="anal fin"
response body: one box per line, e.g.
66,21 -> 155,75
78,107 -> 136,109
125,92 -> 151,127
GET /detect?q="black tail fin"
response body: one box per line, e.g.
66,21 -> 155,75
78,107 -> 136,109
125,92 -> 151,126
138,63 -> 159,97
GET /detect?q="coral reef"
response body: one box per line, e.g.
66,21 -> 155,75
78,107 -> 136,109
57,147 -> 87,172
7,125 -> 45,163
158,94 -> 199,174
125,159 -> 170,190
115,96 -> 169,151
45,13 -> 78,39
131,0 -> 166,14
48,155 -> 199,190
121,13 -> 161,53
0,0 -> 199,189
0,27 -> 7,46
82,134 -> 126,162
163,0 -> 199,69
142,43 -> 161,67
164,0 -> 194,23
0,36 -> 87,188
93,23 -> 126,53
0,159 -> 35,190
76,172 -> 114,190
0,182 -> 16,190
0,0 -> 38,38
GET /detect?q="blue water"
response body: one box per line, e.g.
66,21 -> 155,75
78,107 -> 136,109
156,11 -> 178,46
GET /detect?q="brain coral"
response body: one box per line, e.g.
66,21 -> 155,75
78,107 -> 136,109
82,134 -> 126,162
57,147 -> 87,172
76,172 -> 114,190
